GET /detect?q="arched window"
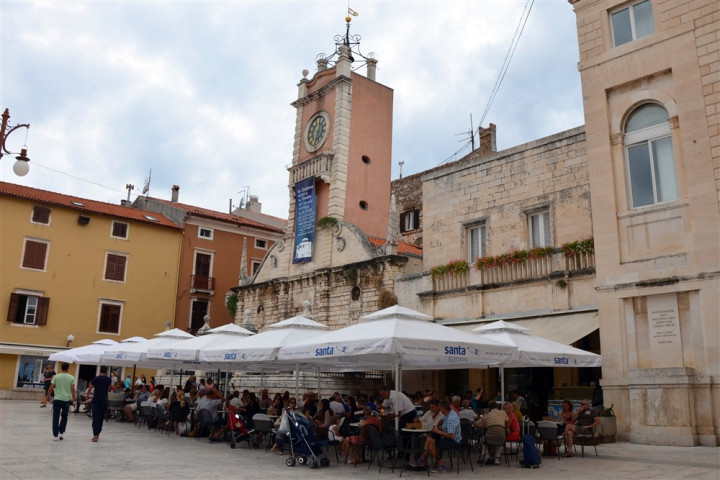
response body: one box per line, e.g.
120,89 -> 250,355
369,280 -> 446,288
624,104 -> 677,208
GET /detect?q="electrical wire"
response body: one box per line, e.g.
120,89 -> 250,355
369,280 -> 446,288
29,161 -> 128,195
433,0 -> 535,168
479,0 -> 535,126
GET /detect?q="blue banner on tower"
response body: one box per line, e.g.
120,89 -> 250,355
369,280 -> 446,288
293,177 -> 316,264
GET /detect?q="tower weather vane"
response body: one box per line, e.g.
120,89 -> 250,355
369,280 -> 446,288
315,7 -> 376,71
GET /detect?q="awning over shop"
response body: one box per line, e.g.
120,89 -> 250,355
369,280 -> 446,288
450,310 -> 599,346
0,343 -> 61,357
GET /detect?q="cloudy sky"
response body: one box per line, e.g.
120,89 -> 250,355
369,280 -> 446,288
1,0 -> 584,219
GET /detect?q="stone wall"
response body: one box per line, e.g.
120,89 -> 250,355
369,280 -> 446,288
422,127 -> 589,268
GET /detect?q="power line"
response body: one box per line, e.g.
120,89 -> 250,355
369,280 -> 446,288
432,0 -> 535,169
479,0 -> 535,127
30,161 -> 131,196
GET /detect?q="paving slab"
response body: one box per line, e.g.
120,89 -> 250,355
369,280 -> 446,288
1,401 -> 717,480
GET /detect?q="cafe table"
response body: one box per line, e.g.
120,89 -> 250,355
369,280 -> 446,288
400,426 -> 432,475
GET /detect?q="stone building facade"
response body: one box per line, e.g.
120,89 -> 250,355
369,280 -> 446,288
570,0 -> 719,446
393,126 -> 600,400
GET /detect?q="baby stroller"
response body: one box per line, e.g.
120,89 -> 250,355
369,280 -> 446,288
226,404 -> 253,449
284,409 -> 330,468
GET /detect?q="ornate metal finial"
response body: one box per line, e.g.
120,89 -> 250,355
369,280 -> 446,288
315,14 -> 377,72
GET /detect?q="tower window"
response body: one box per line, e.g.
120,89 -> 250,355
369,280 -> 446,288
359,201 -> 368,210
624,103 -> 677,208
361,155 -> 371,164
611,0 -> 654,47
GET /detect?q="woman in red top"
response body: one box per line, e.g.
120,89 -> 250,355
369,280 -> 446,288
503,402 -> 521,441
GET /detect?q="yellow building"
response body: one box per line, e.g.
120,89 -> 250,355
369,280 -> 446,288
0,182 -> 182,399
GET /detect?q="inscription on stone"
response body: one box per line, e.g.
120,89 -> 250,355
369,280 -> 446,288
646,293 -> 682,368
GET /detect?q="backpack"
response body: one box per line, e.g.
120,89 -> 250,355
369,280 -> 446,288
521,434 -> 542,468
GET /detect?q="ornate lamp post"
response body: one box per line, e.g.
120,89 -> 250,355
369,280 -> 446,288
0,108 -> 31,176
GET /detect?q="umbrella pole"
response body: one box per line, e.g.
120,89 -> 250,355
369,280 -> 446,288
317,368 -> 320,397
131,364 -> 136,389
295,364 -> 299,399
500,365 -> 505,407
394,356 -> 400,432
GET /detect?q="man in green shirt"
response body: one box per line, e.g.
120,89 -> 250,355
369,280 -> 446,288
46,362 -> 75,441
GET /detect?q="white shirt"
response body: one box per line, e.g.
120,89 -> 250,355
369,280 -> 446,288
383,390 -> 416,416
420,410 -> 445,429
459,408 -> 478,422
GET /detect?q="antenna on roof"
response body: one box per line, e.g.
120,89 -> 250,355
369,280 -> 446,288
125,184 -> 134,203
142,169 -> 152,195
238,186 -> 250,209
456,114 -> 475,151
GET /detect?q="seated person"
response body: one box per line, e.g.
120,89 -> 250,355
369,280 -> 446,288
412,401 -> 461,472
228,391 -> 243,409
123,384 -> 150,421
341,407 -> 382,464
415,398 -> 445,429
473,401 -> 508,465
503,402 -> 521,442
458,399 -> 478,422
80,385 -> 94,413
191,386 -> 225,439
558,399 -> 574,434
271,397 -> 301,453
563,399 -> 599,457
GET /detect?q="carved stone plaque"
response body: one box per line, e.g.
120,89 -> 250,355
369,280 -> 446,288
647,293 -> 682,368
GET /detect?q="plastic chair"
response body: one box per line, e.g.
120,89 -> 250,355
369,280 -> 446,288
573,425 -> 598,457
195,408 -> 214,441
155,403 -> 171,434
459,420 -> 475,472
536,420 -> 562,459
365,425 -> 395,473
251,413 -> 273,450
482,424 -> 508,466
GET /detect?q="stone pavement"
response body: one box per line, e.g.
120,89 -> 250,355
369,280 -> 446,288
1,401 -> 718,480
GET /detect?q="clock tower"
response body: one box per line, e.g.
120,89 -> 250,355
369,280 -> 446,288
287,17 -> 393,250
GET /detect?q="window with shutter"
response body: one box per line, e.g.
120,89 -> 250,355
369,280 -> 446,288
32,206 -> 51,224
22,240 -> 49,270
111,221 -> 129,239
104,253 -> 128,282
6,293 -> 49,325
98,302 -> 122,334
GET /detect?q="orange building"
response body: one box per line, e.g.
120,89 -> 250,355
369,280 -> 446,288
134,187 -> 285,333
0,182 -> 182,398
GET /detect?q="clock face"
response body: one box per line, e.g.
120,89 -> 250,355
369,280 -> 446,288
305,112 -> 330,152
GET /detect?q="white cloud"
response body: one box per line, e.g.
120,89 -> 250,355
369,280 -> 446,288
1,0 -> 584,219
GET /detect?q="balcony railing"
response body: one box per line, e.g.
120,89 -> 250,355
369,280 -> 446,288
191,275 -> 214,291
288,153 -> 334,184
431,251 -> 595,292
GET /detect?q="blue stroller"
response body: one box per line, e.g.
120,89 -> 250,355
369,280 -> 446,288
283,409 -> 330,468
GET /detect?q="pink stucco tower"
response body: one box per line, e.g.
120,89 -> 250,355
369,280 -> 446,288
287,17 -> 394,240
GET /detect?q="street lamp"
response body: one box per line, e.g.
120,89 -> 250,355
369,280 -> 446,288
0,108 -> 31,176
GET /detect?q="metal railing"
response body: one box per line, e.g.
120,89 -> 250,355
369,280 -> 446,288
431,250 -> 595,292
191,275 -> 214,291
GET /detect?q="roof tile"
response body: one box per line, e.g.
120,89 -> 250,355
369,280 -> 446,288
0,182 -> 180,229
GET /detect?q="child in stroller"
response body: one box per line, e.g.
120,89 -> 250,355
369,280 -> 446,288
282,408 -> 330,468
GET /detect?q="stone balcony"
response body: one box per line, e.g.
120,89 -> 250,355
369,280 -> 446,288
431,250 -> 595,293
288,152 -> 334,184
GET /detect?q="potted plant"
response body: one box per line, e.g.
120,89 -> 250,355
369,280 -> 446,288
598,404 -> 616,443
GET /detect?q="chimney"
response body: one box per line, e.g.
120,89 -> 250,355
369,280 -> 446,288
171,185 -> 180,202
477,123 -> 497,156
366,58 -> 377,81
246,195 -> 262,213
